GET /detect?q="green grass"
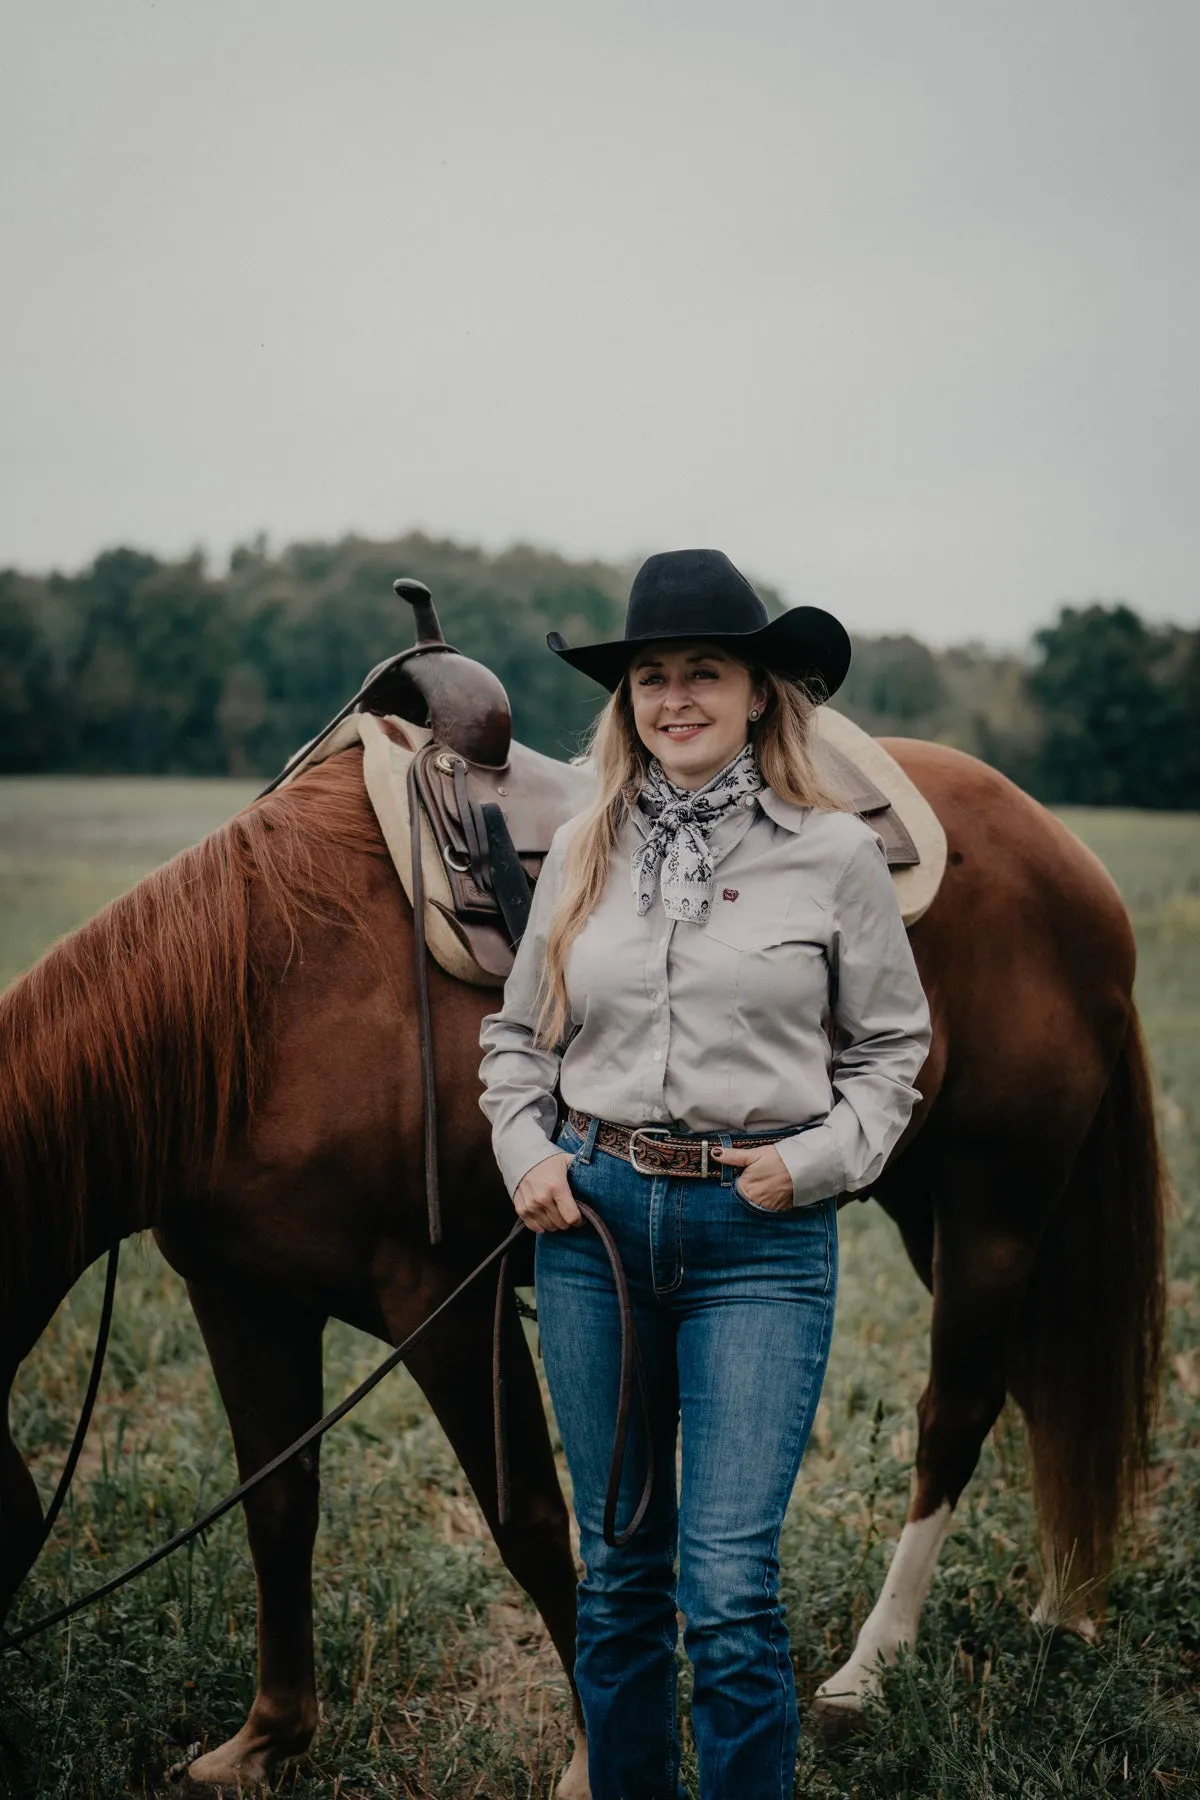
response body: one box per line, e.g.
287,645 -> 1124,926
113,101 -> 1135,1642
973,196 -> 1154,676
3,780 -> 1200,1797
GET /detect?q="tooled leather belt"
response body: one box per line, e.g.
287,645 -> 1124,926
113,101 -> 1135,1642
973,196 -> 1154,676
566,1107 -> 796,1179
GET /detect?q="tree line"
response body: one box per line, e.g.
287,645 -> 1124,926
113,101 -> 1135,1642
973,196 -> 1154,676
1,531 -> 1197,809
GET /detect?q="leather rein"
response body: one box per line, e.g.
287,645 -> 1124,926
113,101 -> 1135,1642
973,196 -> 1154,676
2,1202 -> 651,1656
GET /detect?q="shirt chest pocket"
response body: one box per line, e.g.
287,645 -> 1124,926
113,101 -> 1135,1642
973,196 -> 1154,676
704,893 -> 827,954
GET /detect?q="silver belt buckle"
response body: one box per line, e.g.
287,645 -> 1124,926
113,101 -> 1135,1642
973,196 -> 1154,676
628,1125 -> 670,1174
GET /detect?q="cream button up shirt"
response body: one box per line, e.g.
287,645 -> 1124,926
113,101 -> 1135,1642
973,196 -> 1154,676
478,788 -> 932,1208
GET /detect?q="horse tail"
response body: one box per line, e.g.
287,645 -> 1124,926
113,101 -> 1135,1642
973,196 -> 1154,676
1010,1008 -> 1167,1602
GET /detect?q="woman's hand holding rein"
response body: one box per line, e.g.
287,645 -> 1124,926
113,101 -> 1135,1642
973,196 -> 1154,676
513,1153 -> 582,1233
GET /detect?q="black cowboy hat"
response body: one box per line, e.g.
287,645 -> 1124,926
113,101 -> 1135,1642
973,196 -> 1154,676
546,548 -> 851,699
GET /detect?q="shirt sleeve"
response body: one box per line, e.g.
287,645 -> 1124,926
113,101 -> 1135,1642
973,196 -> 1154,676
478,825 -> 575,1196
773,828 -> 931,1208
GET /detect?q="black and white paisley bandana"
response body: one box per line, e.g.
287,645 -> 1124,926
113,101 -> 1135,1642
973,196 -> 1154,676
632,745 -> 764,923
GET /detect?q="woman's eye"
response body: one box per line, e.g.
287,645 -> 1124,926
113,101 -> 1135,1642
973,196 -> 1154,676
636,666 -> 719,685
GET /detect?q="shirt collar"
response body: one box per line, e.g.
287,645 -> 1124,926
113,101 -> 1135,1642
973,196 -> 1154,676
753,785 -> 813,836
626,783 -> 812,841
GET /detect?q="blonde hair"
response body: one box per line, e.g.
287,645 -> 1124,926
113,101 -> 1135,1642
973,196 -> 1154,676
533,657 -> 844,1048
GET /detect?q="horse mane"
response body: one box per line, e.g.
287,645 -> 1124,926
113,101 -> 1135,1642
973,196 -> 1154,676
0,749 -> 388,1307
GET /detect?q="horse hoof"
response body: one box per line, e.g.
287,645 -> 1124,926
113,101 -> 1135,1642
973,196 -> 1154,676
812,1691 -> 869,1740
172,1777 -> 265,1797
168,1772 -> 259,1798
166,1749 -> 253,1797
170,1780 -> 248,1799
175,1742 -> 272,1794
1031,1591 -> 1101,1644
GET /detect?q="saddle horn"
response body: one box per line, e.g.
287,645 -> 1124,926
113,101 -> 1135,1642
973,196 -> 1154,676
256,574 -> 514,796
393,578 -> 445,649
374,575 -> 512,768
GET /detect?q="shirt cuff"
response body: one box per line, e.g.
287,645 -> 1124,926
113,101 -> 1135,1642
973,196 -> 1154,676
496,1123 -> 566,1199
773,1119 -> 846,1209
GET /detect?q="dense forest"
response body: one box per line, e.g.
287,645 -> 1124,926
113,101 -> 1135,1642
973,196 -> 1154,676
1,532 -> 1197,808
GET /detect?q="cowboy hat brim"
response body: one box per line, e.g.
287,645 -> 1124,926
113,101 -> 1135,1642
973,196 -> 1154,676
546,604 -> 852,700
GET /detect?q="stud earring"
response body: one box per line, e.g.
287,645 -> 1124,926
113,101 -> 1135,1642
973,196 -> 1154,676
748,708 -> 760,721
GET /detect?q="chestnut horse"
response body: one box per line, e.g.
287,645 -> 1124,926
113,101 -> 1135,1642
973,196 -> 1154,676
0,737 -> 1164,1793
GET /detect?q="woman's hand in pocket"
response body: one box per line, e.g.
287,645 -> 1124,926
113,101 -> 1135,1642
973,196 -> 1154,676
513,1152 -> 582,1232
711,1143 -> 794,1211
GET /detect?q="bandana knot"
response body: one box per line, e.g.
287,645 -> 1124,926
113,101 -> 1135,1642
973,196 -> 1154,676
631,745 -> 763,923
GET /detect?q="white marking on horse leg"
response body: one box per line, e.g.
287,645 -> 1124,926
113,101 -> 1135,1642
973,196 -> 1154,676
814,1502 -> 954,1720
555,1725 -> 591,1799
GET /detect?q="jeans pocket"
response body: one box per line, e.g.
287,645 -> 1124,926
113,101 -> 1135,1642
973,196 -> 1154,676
733,1173 -> 797,1217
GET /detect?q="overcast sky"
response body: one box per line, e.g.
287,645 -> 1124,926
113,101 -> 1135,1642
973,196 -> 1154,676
2,0 -> 1196,644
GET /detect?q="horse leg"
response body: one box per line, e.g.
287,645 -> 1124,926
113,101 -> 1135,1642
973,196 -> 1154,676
397,1278 -> 589,1800
0,1386 -> 45,1624
816,1147 -> 1045,1724
180,1280 -> 325,1791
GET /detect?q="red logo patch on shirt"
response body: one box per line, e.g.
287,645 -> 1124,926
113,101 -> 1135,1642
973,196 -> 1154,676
722,888 -> 739,902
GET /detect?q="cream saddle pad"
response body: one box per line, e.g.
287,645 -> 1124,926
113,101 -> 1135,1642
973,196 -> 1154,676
279,707 -> 946,985
277,710 -> 514,986
812,708 -> 947,927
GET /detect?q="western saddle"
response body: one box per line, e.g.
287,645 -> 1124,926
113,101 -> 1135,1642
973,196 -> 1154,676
264,579 -> 593,972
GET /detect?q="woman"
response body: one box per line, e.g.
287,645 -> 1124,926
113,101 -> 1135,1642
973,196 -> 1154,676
479,549 -> 930,1800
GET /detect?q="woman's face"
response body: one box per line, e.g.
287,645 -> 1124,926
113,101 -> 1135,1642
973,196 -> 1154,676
627,640 -> 768,790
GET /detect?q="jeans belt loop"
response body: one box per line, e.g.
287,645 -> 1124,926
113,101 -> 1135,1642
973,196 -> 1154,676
717,1129 -> 735,1188
577,1112 -> 600,1164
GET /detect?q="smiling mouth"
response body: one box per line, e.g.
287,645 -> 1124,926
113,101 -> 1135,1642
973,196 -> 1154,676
660,723 -> 708,735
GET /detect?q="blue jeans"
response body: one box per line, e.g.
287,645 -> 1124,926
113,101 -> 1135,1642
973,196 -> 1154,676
536,1115 -> 838,1800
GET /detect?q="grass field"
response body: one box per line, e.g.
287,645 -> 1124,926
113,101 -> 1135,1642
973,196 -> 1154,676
2,780 -> 1200,1798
